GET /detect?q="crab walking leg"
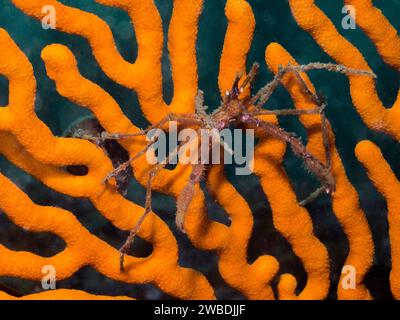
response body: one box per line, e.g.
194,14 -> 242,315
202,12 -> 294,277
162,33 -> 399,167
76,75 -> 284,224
291,68 -> 326,107
298,186 -> 326,206
252,65 -> 336,205
251,108 -> 321,116
101,113 -> 203,140
251,106 -> 332,206
249,64 -> 316,108
119,168 -> 155,271
104,114 -> 203,182
174,125 -> 233,233
286,67 -> 335,201
176,163 -> 206,233
249,65 -> 288,107
250,63 -> 375,109
320,107 -> 331,170
118,139 -> 186,271
249,69 -> 325,117
244,114 -> 335,201
287,68 -> 334,203
288,63 -> 376,78
289,68 -> 333,170
104,138 -> 158,183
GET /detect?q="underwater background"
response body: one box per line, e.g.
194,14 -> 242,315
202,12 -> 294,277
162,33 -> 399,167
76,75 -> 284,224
0,0 -> 399,299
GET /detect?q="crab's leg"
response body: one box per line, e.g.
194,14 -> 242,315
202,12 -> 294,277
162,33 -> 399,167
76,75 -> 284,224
251,105 -> 332,193
251,108 -> 321,116
288,63 -> 376,78
243,113 -> 335,204
118,136 -> 187,271
104,138 -> 158,183
103,114 -> 203,183
175,163 -> 206,233
249,64 -> 288,108
250,63 -> 375,110
119,167 -> 155,271
252,65 -> 337,205
101,113 -> 202,140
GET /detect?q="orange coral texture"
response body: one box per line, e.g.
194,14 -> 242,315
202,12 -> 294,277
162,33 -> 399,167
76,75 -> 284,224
0,0 -> 398,299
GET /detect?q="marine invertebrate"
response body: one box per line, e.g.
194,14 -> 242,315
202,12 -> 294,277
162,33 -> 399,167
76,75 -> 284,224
110,62 -> 374,271
0,0 -> 398,300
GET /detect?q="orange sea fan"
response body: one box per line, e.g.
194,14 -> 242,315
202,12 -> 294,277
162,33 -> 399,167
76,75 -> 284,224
0,0 -> 398,300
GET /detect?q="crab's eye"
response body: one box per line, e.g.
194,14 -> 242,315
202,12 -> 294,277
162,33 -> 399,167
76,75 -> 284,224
225,90 -> 230,96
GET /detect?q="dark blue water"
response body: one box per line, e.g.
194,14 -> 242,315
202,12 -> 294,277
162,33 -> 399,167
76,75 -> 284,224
0,0 -> 399,299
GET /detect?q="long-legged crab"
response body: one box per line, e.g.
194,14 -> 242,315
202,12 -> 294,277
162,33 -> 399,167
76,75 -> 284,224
96,62 -> 375,271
